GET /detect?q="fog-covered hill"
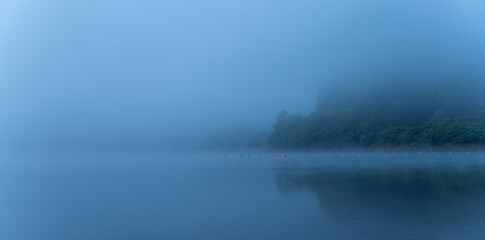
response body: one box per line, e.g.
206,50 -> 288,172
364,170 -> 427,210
269,77 -> 485,149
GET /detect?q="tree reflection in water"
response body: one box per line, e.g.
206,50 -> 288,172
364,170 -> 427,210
275,165 -> 485,223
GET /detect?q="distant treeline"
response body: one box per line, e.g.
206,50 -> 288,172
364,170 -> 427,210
269,78 -> 485,149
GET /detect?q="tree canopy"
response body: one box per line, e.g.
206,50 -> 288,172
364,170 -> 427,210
269,79 -> 485,149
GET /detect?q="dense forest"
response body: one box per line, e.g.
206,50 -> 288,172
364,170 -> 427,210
269,77 -> 485,149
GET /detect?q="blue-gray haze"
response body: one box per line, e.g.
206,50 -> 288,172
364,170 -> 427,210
1,0 -> 485,153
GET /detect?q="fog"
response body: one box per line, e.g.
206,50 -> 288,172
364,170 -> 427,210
1,0 -> 485,153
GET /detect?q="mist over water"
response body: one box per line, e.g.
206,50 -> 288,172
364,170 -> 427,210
1,0 -> 485,153
2,152 -> 485,240
2,2 -> 485,238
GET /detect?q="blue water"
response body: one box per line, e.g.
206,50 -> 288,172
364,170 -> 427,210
2,152 -> 485,240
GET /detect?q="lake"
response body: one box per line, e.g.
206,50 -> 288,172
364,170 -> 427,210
2,152 -> 485,240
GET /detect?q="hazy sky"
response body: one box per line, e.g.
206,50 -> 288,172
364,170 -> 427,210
1,0 -> 484,152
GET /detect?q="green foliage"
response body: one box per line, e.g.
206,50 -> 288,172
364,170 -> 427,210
269,81 -> 485,149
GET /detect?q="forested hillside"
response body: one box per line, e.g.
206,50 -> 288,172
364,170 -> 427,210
269,78 -> 485,149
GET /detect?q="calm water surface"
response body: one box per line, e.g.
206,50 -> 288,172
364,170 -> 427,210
2,152 -> 485,240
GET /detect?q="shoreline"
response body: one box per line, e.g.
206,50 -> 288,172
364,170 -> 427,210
268,144 -> 485,153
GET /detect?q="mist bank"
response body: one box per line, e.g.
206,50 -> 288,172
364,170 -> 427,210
2,0 -> 485,154
269,76 -> 485,150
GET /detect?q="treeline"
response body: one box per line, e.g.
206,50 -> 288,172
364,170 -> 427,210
269,79 -> 485,149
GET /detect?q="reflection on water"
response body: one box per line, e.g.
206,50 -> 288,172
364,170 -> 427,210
2,153 -> 485,240
275,159 -> 485,239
